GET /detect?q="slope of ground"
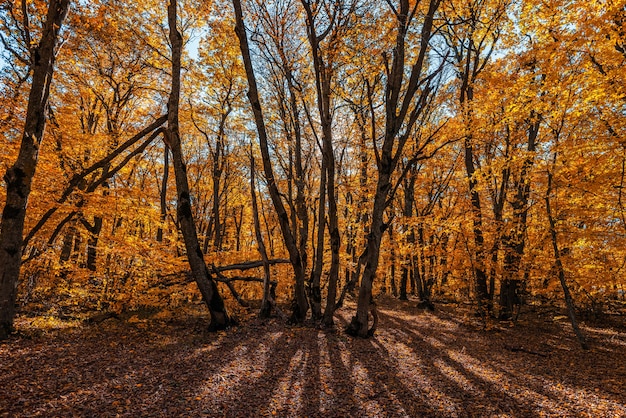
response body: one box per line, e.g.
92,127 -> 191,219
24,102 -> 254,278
1,297 -> 625,417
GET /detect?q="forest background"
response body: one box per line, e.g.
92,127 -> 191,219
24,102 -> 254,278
0,0 -> 625,341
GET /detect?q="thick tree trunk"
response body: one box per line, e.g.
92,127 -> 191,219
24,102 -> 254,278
232,0 -> 308,322
346,172 -> 390,337
85,217 -> 103,271
60,219 -> 78,262
0,0 -> 71,340
166,0 -> 229,331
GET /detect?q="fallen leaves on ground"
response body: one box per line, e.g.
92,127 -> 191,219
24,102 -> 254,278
1,298 -> 625,417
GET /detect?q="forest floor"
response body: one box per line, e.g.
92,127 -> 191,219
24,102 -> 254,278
1,296 -> 626,417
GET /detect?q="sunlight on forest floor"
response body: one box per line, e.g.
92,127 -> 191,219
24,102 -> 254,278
1,299 -> 625,417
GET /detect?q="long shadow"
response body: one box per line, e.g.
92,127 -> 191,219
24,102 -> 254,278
2,306 -> 624,417
323,328 -> 363,416
211,323 -> 322,417
379,308 -> 626,415
333,311 -> 445,416
376,310 -> 541,416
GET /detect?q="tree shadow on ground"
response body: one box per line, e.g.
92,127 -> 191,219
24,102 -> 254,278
1,302 -> 625,417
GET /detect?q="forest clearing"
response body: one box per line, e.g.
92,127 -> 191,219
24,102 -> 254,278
1,297 -> 626,417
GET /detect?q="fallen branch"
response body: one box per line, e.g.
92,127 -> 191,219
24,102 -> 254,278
504,345 -> 548,357
215,259 -> 290,272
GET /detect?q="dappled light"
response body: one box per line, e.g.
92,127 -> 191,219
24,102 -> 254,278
2,300 -> 624,416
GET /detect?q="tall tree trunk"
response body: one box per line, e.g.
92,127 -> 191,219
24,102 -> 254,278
302,0 -> 341,326
445,0 -> 507,316
232,0 -> 308,322
0,0 -> 71,340
300,0 -> 341,326
463,116 -> 490,312
166,0 -> 229,330
387,224 -> 396,295
211,110 -> 229,251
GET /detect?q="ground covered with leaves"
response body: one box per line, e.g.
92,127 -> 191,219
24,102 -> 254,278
1,297 -> 625,417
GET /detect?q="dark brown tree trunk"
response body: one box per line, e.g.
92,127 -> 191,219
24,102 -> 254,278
211,110 -> 229,251
386,225 -> 395,295
463,126 -> 490,312
157,144 -> 169,242
83,216 -> 103,272
166,0 -> 229,331
60,219 -> 78,262
399,267 -> 409,300
232,0 -> 308,322
400,167 -> 416,300
0,0 -> 71,340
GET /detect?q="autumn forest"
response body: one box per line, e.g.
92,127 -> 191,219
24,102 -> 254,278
1,0 -> 625,415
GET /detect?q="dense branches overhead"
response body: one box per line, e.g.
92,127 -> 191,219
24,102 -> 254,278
0,0 -> 624,340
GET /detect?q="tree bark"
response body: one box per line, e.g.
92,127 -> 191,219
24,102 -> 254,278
166,0 -> 229,331
310,165 -> 326,320
0,0 -> 71,340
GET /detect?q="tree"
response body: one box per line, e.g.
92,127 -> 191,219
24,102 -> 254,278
0,0 -> 71,340
166,0 -> 230,331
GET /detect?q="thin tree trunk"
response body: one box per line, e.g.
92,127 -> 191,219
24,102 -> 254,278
545,152 -> 588,350
300,0 -> 341,326
400,168 -> 416,300
250,154 -> 273,318
0,0 -> 71,340
166,0 -> 229,331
